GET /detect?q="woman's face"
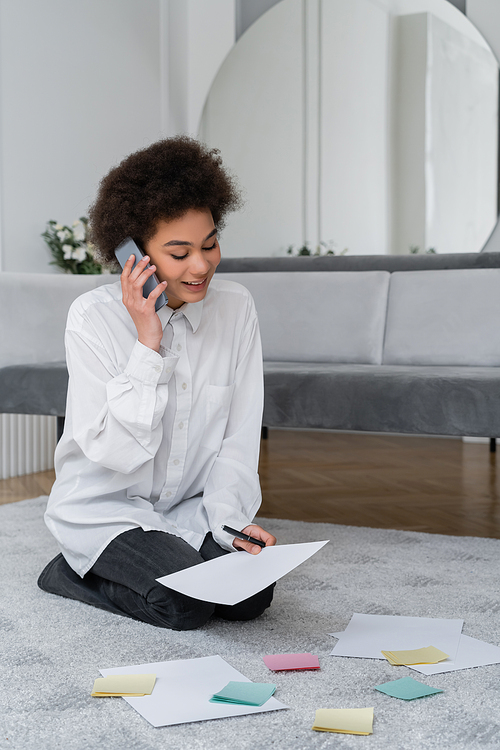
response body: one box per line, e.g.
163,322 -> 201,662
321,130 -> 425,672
144,208 -> 221,310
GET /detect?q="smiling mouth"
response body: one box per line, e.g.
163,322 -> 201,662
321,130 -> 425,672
182,278 -> 207,288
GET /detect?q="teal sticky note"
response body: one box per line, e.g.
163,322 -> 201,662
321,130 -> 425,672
210,681 -> 277,706
374,676 -> 443,701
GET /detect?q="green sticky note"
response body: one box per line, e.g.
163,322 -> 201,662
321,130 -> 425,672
210,681 -> 276,706
374,676 -> 443,701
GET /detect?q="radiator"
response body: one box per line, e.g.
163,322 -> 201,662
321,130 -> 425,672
0,414 -> 57,480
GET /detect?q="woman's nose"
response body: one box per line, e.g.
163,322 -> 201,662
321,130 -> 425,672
190,251 -> 210,275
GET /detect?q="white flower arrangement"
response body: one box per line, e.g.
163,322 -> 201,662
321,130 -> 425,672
42,217 -> 104,274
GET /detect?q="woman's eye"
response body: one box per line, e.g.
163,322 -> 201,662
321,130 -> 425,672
171,241 -> 216,260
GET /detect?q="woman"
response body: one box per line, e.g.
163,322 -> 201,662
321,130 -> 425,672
38,136 -> 276,630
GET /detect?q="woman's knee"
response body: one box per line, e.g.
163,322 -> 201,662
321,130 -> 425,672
147,587 -> 216,630
215,583 -> 275,622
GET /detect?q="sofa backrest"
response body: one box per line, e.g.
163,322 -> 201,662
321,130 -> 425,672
0,272 -> 116,367
383,269 -> 500,366
218,252 -> 500,274
7,267 -> 497,370
217,271 -> 390,364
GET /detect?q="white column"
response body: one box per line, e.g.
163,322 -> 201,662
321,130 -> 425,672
302,0 -> 321,250
167,0 -> 235,137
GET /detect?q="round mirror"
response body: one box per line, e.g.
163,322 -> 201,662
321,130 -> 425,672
199,0 -> 499,257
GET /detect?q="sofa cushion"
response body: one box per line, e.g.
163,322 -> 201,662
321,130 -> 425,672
216,271 -> 390,364
383,269 -> 500,366
0,273 -> 116,367
263,362 -> 500,437
0,362 -> 68,416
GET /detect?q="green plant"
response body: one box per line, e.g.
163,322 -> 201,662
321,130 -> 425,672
409,245 -> 438,255
42,217 -> 105,274
286,240 -> 348,257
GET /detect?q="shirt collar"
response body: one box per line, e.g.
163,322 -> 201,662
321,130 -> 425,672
157,298 -> 204,333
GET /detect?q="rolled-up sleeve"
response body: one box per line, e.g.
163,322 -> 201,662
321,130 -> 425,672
67,330 -> 178,474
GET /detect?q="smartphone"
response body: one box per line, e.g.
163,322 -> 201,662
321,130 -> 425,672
114,237 -> 167,312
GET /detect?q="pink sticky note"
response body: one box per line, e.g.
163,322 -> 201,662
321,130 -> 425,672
263,653 -> 320,671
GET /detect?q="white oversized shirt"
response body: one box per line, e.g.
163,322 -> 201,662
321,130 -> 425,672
44,278 -> 264,577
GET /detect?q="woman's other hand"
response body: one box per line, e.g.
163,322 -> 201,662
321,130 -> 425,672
232,524 -> 277,555
120,254 -> 168,352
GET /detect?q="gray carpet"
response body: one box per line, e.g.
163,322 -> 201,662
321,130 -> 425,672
2,497 -> 500,750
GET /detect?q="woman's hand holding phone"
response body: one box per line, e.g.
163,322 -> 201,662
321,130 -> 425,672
120,254 -> 168,353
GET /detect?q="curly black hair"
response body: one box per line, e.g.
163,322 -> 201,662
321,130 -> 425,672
88,136 -> 242,267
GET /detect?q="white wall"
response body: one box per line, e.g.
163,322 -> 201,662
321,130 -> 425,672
235,0 -> 282,39
200,0 -> 498,257
199,0 -> 304,257
2,0 -> 499,270
0,0 -> 163,273
320,0 -> 391,255
167,0 -> 235,136
426,13 -> 498,254
423,0 -> 500,255
467,0 -> 500,61
392,10 -> 498,255
467,0 -> 500,253
0,0 -> 235,274
200,0 -> 394,257
392,13 -> 428,255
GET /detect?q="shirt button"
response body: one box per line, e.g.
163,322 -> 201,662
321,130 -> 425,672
154,365 -> 161,373
178,422 -> 184,429
165,491 -> 172,498
182,382 -> 187,390
176,344 -> 182,351
173,459 -> 180,466
166,367 -> 172,374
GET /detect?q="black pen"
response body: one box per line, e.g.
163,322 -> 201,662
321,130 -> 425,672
222,525 -> 266,548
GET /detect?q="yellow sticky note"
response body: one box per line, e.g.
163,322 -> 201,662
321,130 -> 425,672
381,646 -> 449,666
312,708 -> 374,735
381,651 -> 399,665
91,673 -> 156,697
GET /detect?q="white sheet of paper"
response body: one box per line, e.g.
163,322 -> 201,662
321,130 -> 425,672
100,655 -> 288,727
329,613 -> 463,661
156,540 -> 329,605
330,629 -> 500,674
409,634 -> 500,675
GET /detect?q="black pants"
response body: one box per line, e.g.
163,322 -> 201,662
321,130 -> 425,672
38,528 -> 275,630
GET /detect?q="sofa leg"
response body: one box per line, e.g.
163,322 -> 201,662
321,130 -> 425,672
490,438 -> 496,453
262,425 -> 268,440
57,416 -> 65,443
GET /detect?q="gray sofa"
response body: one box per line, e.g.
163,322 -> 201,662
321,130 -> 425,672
1,253 -> 500,448
0,272 -> 114,439
217,253 -> 500,449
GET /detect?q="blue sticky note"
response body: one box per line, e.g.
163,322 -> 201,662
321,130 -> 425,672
210,681 -> 277,706
374,676 -> 443,701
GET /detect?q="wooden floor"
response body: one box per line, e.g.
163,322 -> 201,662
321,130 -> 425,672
258,431 -> 500,539
0,469 -> 56,506
1,430 -> 499,539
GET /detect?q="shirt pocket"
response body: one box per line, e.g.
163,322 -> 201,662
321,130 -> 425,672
201,383 -> 235,452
